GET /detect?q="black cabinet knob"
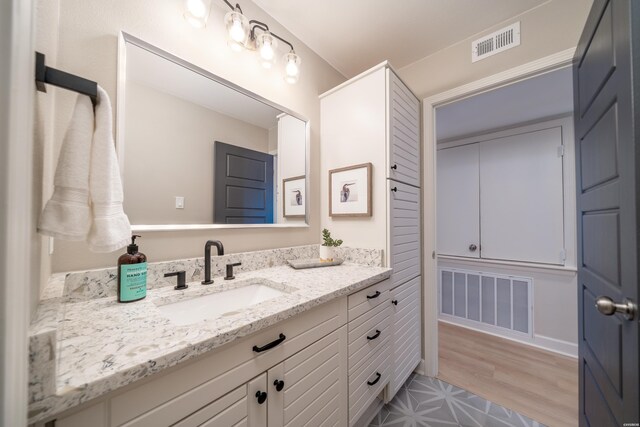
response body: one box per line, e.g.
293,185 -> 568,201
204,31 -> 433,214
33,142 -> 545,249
255,391 -> 267,404
392,299 -> 398,306
391,164 -> 398,170
391,187 -> 398,192
273,379 -> 285,392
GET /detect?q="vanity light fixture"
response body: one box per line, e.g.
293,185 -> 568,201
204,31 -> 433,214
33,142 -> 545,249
183,0 -> 301,83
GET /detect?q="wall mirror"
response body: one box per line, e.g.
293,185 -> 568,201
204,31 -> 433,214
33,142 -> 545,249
117,32 -> 309,230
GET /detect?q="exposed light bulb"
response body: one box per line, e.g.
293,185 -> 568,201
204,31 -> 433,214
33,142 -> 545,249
229,18 -> 246,43
186,0 -> 206,18
184,0 -> 210,28
260,39 -> 274,61
285,60 -> 299,77
284,52 -> 301,83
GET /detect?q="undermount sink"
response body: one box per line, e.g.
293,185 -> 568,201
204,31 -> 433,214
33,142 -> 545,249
157,282 -> 288,326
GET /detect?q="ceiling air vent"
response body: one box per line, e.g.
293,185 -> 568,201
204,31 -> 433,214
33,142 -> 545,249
471,22 -> 521,63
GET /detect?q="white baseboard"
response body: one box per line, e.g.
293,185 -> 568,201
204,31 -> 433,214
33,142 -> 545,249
532,334 -> 578,358
440,318 -> 578,358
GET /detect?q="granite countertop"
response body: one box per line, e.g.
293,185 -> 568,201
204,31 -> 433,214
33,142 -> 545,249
28,249 -> 391,423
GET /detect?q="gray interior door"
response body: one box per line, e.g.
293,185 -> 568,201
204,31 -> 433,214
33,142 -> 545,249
574,0 -> 640,425
214,141 -> 274,224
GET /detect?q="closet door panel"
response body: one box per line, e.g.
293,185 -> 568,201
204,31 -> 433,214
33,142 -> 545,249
388,71 -> 420,187
436,144 -> 480,258
389,181 -> 421,287
479,127 -> 564,264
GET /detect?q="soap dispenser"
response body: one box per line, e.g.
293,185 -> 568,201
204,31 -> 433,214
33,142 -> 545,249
117,235 -> 147,303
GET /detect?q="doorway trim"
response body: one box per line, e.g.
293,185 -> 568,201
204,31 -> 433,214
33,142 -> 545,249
421,47 -> 576,377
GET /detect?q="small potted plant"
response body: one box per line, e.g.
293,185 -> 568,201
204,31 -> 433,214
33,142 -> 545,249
320,228 -> 343,262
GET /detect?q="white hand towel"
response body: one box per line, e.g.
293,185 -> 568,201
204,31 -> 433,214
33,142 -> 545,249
87,86 -> 132,252
38,95 -> 93,240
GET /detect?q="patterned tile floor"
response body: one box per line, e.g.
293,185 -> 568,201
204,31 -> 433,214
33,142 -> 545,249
370,374 -> 546,427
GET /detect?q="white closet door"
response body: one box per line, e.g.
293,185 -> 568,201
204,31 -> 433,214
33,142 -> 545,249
387,70 -> 420,187
479,127 -> 564,264
389,180 -> 421,287
436,144 -> 480,258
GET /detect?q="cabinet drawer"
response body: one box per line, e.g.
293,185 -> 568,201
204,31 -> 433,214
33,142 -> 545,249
348,342 -> 391,426
348,304 -> 392,373
348,279 -> 390,321
111,298 -> 347,427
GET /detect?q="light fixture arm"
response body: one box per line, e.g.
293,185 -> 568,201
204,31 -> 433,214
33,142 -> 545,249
249,19 -> 295,53
222,0 -> 243,13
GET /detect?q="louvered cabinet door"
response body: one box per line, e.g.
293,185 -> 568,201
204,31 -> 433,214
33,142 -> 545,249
388,180 -> 421,288
387,70 -> 420,187
267,327 -> 348,427
387,276 -> 422,400
172,374 -> 267,427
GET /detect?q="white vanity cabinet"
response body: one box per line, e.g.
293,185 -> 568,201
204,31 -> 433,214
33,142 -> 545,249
38,296 -> 349,427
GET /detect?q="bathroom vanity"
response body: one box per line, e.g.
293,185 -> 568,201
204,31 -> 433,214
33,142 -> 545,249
28,245 -> 421,427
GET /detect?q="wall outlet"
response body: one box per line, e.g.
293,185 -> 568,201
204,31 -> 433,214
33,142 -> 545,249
175,196 -> 185,209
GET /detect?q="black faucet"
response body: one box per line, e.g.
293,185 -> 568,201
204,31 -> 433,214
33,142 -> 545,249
202,240 -> 224,285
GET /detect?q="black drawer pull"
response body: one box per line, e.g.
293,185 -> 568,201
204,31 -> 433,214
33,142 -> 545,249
392,299 -> 398,306
367,329 -> 381,340
255,391 -> 267,404
273,379 -> 285,392
366,291 -> 381,299
391,187 -> 398,192
367,372 -> 382,386
253,333 -> 286,353
391,164 -> 397,170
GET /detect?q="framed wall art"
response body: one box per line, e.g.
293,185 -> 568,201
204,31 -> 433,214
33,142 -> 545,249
329,163 -> 372,217
283,175 -> 306,218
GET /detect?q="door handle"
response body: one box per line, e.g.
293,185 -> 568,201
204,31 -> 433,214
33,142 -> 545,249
595,296 -> 637,320
273,379 -> 284,392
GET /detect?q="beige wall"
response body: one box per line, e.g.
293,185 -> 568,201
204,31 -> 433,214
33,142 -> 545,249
32,0 -> 60,316
397,0 -> 593,99
38,0 -> 345,273
124,82 -> 270,225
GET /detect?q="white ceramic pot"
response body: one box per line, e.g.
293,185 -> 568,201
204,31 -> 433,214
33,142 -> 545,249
319,245 -> 335,262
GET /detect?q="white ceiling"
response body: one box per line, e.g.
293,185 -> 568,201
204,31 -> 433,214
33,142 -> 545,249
253,0 -> 548,77
436,66 -> 574,141
126,43 -> 282,129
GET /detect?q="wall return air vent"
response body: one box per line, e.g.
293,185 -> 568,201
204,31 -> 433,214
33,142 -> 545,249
471,22 -> 521,62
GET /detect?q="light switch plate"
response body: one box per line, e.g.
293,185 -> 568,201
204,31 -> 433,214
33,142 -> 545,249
175,196 -> 184,209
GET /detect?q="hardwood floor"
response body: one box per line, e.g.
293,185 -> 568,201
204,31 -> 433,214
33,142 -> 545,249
438,321 -> 579,427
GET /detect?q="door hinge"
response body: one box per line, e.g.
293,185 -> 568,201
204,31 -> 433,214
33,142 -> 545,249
560,249 -> 567,262
557,145 -> 565,157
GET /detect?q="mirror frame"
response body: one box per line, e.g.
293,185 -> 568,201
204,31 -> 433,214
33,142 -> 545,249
116,31 -> 310,231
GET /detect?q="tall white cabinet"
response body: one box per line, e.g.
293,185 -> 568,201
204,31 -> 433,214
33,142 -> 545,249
320,62 -> 422,415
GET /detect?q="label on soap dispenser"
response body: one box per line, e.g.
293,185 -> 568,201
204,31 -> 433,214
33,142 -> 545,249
120,262 -> 147,302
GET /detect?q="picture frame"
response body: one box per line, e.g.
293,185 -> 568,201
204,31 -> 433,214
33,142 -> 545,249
282,175 -> 306,218
329,163 -> 372,217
